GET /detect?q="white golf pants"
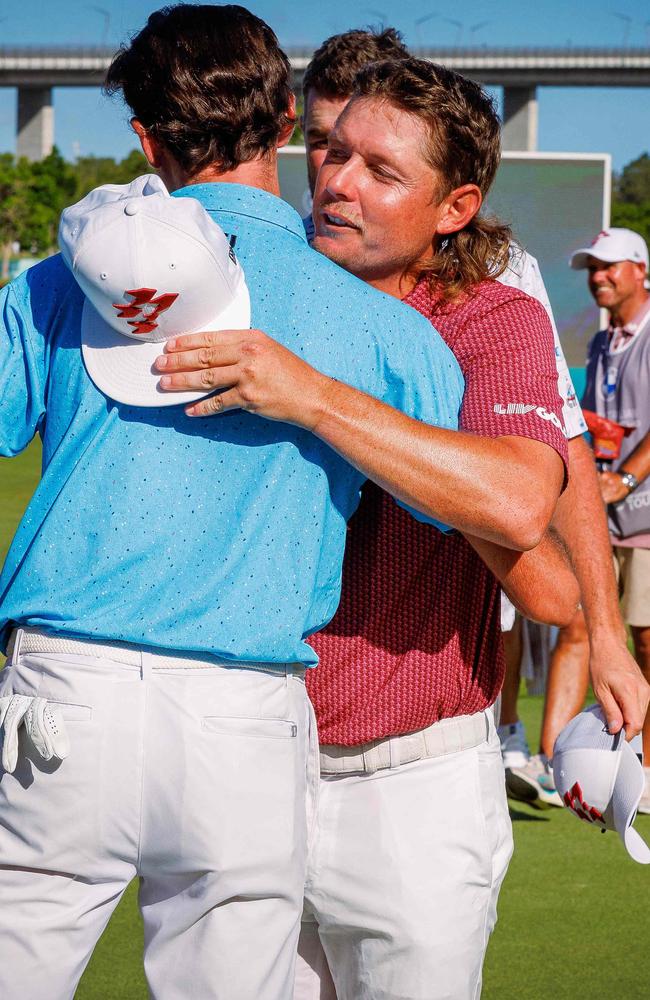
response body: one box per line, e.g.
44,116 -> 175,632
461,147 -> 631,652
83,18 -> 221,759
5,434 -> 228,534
0,629 -> 316,1000
294,712 -> 513,1000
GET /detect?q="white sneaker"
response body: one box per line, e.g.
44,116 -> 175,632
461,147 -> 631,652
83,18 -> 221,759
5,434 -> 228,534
506,753 -> 563,809
637,767 -> 650,815
498,720 -> 530,769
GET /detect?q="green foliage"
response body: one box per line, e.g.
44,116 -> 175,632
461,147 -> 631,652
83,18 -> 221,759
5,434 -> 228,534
288,94 -> 305,145
611,152 -> 650,246
71,150 -> 152,201
615,152 -> 650,205
0,148 -> 153,273
611,200 -> 650,248
0,148 -> 77,259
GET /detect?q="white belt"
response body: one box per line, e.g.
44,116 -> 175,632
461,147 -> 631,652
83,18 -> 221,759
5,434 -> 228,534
8,628 -> 299,675
319,711 -> 490,775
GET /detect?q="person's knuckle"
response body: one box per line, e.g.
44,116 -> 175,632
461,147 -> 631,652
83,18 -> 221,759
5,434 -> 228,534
240,364 -> 257,386
198,348 -> 213,366
238,382 -> 257,406
200,368 -> 216,388
242,338 -> 263,361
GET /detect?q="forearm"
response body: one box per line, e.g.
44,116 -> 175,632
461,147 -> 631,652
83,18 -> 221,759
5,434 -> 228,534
551,435 -> 650,740
313,376 -> 564,550
158,328 -> 564,548
617,431 -> 650,482
552,435 -> 626,642
599,430 -> 650,503
465,529 -> 580,626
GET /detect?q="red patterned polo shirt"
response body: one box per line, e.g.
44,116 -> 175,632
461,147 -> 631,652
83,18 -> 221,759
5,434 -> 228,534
306,277 -> 569,746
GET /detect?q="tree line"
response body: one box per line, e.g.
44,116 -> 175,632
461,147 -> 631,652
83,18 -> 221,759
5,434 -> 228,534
611,153 -> 650,246
0,149 -> 152,278
1,146 -> 650,281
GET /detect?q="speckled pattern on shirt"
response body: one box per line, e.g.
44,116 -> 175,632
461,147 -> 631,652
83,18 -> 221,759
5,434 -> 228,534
0,183 -> 462,666
307,277 -> 568,743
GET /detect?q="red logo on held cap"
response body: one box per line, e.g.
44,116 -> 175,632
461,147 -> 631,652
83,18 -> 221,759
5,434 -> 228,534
563,781 -> 604,824
112,287 -> 179,335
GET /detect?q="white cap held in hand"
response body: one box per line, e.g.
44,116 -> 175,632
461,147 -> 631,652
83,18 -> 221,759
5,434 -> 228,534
58,174 -> 251,407
553,705 -> 650,864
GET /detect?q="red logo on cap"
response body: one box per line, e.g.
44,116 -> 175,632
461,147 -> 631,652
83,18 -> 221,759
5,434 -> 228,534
590,230 -> 610,246
563,781 -> 605,824
112,287 -> 179,335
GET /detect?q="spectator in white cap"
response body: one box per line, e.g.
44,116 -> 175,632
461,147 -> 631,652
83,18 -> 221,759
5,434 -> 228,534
572,226 -> 650,813
570,226 -> 650,274
501,227 -> 650,813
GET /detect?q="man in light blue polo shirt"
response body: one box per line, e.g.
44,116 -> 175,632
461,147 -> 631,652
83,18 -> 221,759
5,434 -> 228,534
0,6 -> 462,998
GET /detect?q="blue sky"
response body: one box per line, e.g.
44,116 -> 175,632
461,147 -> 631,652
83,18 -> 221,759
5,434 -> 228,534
1,0 -> 649,171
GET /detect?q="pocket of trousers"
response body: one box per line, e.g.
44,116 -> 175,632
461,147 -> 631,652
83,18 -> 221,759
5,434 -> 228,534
47,702 -> 93,722
201,716 -> 298,739
476,740 -> 513,886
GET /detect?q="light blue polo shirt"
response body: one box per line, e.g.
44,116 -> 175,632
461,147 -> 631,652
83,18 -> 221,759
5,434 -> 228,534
0,182 -> 463,666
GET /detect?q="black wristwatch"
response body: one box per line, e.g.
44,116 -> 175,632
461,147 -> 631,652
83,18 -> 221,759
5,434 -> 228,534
619,470 -> 639,493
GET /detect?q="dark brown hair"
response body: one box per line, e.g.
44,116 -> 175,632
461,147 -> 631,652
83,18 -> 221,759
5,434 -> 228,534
355,57 -> 512,299
302,27 -> 409,101
105,4 -> 294,176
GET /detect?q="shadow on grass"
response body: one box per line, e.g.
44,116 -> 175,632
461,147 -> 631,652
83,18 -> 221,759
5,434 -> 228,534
508,805 -> 550,822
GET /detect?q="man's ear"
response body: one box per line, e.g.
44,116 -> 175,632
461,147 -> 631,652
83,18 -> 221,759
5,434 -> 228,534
634,261 -> 648,288
436,184 -> 483,236
131,119 -> 164,168
278,93 -> 297,149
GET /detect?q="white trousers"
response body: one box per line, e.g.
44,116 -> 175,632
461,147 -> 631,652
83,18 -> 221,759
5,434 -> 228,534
294,715 -> 513,1000
0,631 -> 316,1000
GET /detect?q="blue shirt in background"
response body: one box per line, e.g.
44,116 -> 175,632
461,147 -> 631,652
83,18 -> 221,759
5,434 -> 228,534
0,182 -> 463,666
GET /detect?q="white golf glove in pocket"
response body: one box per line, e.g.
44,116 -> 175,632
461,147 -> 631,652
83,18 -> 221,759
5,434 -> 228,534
0,695 -> 70,773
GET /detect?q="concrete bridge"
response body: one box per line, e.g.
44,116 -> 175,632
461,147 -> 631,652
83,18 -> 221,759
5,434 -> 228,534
2,45 -> 650,159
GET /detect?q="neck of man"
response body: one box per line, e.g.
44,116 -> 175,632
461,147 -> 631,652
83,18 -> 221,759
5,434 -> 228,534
609,288 -> 650,329
164,152 -> 282,198
367,270 -> 419,301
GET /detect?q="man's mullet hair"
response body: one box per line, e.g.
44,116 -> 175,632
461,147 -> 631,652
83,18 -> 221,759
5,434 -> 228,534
302,27 -> 409,100
355,58 -> 512,300
105,3 -> 294,176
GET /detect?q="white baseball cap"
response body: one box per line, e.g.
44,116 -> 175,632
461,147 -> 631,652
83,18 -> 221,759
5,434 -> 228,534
58,174 -> 251,407
570,228 -> 649,271
552,705 -> 650,864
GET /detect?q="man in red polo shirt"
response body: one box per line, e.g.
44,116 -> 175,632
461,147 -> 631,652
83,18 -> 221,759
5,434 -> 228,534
299,61 -> 566,999
159,56 -> 571,998
156,50 -> 649,1000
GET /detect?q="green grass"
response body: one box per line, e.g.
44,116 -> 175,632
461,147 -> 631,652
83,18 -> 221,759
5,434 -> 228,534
3,447 -> 650,998
70,699 -> 650,999
483,696 -> 650,1000
0,439 -> 42,565
0,441 -> 42,668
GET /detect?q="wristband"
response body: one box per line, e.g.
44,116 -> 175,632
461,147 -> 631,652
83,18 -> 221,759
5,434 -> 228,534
619,470 -> 639,493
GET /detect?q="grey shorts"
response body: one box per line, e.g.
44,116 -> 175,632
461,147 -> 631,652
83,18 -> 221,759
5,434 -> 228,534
614,545 -> 650,628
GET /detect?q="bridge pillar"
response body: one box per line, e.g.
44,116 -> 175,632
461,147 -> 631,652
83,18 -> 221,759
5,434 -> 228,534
502,86 -> 538,151
17,87 -> 54,161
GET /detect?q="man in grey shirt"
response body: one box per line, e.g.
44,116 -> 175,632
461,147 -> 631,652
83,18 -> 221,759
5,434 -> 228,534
579,226 -> 650,810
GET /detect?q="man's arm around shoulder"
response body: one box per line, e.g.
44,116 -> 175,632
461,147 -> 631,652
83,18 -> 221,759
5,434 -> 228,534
157,323 -> 564,549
